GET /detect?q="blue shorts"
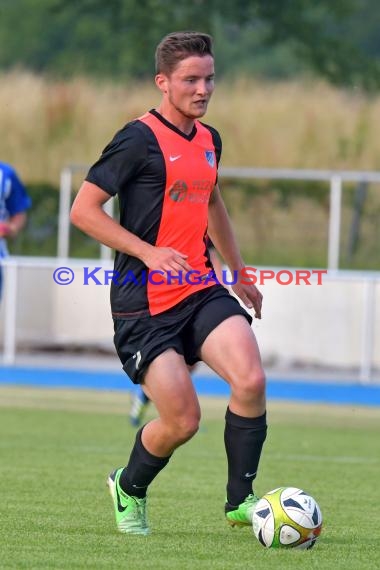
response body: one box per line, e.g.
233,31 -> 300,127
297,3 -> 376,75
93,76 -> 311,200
113,285 -> 252,384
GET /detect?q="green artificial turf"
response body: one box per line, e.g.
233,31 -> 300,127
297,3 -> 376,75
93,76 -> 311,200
0,387 -> 379,570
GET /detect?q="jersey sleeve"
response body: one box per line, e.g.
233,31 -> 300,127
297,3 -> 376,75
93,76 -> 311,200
85,121 -> 149,196
199,123 -> 222,186
200,123 -> 222,166
5,167 -> 32,216
209,126 -> 222,166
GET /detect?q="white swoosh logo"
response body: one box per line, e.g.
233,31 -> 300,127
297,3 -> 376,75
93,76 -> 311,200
245,471 -> 257,478
133,350 -> 142,370
169,155 -> 181,162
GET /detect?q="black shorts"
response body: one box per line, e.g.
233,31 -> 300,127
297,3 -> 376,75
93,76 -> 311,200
113,285 -> 252,384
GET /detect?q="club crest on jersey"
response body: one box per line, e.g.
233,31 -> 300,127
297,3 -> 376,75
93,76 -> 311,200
205,150 -> 215,167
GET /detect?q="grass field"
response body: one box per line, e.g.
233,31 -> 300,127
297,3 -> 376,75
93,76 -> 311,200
1,386 -> 379,570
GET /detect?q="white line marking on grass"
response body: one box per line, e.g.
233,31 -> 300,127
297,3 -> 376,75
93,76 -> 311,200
268,453 -> 379,465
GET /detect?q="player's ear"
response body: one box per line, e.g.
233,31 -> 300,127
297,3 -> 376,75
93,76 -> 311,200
155,73 -> 168,94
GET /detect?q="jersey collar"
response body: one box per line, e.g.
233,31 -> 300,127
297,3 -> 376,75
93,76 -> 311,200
149,109 -> 197,141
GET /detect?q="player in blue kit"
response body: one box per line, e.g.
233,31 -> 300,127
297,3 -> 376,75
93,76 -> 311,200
0,162 -> 31,298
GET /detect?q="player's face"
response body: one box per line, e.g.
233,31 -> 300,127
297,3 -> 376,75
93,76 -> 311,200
157,55 -> 215,120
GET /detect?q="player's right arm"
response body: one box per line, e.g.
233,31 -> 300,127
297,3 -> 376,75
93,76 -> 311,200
70,181 -> 190,273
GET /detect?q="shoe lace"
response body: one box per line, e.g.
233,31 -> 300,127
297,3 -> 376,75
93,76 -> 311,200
244,493 -> 259,506
132,497 -> 147,524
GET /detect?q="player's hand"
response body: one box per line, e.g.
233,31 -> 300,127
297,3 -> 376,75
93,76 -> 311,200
0,222 -> 11,237
141,245 -> 192,274
232,280 -> 263,319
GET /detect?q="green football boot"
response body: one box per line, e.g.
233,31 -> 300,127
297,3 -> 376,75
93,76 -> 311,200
107,468 -> 150,535
225,493 -> 260,527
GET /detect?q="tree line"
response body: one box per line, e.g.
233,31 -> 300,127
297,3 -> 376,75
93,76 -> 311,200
1,0 -> 380,90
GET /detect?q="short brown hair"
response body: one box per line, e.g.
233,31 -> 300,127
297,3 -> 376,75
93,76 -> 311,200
155,31 -> 214,75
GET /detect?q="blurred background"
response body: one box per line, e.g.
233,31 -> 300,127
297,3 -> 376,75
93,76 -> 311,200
1,0 -> 380,384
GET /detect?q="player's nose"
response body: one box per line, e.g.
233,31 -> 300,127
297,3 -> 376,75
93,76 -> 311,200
196,79 -> 209,96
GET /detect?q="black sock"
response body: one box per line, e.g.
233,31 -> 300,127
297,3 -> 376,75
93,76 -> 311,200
119,427 -> 171,498
224,407 -> 267,508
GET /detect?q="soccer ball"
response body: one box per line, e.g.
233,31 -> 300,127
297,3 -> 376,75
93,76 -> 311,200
252,487 -> 323,549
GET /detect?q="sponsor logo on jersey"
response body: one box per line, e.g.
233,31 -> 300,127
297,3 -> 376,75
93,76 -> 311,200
168,180 -> 188,202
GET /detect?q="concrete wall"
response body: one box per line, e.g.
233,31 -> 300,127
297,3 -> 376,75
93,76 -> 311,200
252,276 -> 380,369
0,260 -> 114,348
1,258 -> 379,372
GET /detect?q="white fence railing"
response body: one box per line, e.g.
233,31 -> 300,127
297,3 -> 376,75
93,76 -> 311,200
58,165 -> 380,269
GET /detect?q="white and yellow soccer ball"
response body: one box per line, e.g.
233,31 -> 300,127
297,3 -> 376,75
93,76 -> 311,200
252,487 -> 323,549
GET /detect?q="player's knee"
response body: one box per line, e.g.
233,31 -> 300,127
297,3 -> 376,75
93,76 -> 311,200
172,414 -> 200,444
233,370 -> 266,403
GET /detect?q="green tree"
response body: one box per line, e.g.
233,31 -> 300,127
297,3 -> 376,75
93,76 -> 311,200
0,0 -> 379,89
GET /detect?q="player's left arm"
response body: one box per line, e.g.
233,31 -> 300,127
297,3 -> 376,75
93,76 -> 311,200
208,184 -> 262,319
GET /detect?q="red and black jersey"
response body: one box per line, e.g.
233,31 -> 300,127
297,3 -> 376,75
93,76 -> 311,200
86,109 -> 222,318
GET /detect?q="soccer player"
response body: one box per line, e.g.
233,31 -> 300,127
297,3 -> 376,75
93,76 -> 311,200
70,31 -> 267,536
0,162 -> 31,299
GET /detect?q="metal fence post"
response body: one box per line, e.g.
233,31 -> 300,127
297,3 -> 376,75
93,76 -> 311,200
3,260 -> 18,365
58,167 -> 73,259
100,198 -> 114,261
328,175 -> 342,271
360,279 -> 376,383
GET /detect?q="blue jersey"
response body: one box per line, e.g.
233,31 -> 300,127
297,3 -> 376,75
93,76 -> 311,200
0,162 -> 31,257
